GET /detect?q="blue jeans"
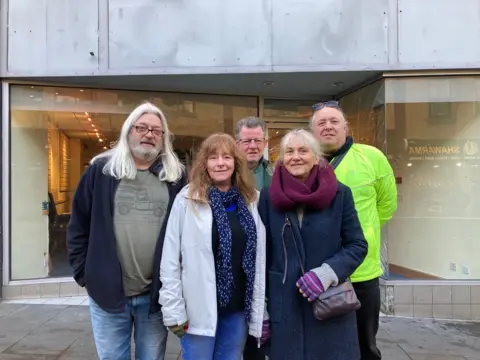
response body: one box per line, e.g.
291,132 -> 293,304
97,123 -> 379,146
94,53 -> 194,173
89,295 -> 168,360
181,311 -> 248,360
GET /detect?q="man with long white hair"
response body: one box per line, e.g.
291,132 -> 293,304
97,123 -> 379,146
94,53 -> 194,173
67,102 -> 186,360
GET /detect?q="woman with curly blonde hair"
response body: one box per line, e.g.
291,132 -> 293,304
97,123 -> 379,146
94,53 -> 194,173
160,133 -> 269,360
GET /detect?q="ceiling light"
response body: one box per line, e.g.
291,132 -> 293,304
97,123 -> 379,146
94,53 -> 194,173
332,81 -> 344,87
262,81 -> 275,86
55,92 -> 59,95
96,133 -> 100,137
103,146 -> 107,150
29,95 -> 34,98
407,163 -> 412,167
80,89 -> 84,92
94,129 -> 98,132
88,118 -> 92,121
91,124 -> 95,128
99,139 -> 103,142
30,86 -> 34,89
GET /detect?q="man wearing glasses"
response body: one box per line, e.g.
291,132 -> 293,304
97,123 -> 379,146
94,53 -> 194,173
235,116 -> 272,190
67,103 -> 186,359
310,101 -> 397,360
235,116 -> 271,360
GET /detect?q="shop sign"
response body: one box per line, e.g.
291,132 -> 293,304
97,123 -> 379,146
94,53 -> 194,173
407,139 -> 480,161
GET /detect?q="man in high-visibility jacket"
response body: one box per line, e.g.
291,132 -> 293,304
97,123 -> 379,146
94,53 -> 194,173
311,101 -> 397,360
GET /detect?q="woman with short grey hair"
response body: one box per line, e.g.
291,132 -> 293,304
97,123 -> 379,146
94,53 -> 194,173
258,128 -> 368,360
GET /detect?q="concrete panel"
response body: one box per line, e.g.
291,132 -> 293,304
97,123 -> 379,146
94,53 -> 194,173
398,0 -> 480,64
0,0 -> 8,76
271,0 -> 389,66
108,0 -> 272,69
7,0 -> 47,72
7,0 -> 99,74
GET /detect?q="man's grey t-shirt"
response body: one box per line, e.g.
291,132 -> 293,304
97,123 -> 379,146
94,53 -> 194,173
113,170 -> 169,297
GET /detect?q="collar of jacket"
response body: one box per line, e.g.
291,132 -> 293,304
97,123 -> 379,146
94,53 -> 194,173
181,184 -> 203,203
256,157 -> 269,170
148,158 -> 163,176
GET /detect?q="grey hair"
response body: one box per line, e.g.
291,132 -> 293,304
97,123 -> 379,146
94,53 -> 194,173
277,128 -> 324,164
235,116 -> 267,140
91,102 -> 185,183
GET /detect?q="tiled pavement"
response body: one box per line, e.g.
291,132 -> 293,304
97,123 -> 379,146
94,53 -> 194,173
0,299 -> 479,359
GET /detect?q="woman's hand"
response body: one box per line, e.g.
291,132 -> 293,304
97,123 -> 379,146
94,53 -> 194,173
260,320 -> 271,345
296,271 -> 324,301
168,322 -> 189,338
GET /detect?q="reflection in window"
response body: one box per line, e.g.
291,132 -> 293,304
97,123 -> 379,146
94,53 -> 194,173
339,81 -> 389,279
9,85 -> 256,280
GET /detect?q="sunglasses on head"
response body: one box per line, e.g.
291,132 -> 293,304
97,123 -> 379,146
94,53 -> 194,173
312,100 -> 340,112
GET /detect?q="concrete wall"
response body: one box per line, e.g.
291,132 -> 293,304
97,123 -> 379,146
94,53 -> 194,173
1,0 -> 479,77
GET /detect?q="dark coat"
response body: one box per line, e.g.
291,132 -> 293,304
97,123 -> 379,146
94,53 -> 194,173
259,182 -> 368,360
67,158 -> 187,314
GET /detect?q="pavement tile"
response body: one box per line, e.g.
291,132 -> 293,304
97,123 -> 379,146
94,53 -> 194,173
408,356 -> 467,360
381,318 -> 448,355
0,355 -> 56,360
47,306 -> 91,324
59,335 -> 96,356
166,336 -> 181,355
377,341 -> 411,360
0,305 -> 24,318
0,303 -> 478,360
2,333 -> 73,356
420,319 -> 480,358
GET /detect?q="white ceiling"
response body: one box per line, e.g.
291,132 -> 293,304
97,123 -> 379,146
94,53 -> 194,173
48,111 -> 123,143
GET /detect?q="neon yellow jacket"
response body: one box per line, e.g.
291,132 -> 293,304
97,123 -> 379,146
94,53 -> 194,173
331,143 -> 397,283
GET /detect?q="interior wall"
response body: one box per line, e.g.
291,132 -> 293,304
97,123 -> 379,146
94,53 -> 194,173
68,139 -> 82,211
11,110 -> 49,280
386,76 -> 480,280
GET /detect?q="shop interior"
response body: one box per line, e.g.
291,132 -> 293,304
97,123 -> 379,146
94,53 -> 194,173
386,99 -> 480,281
340,77 -> 480,281
9,85 -> 257,280
9,78 -> 480,283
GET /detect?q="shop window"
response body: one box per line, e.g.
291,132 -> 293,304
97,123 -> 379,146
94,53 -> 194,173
385,76 -> 480,280
9,85 -> 256,280
340,80 -> 386,149
339,80 -> 389,278
263,99 -> 314,162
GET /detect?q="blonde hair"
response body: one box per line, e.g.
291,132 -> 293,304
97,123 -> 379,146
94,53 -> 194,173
188,133 -> 256,204
91,102 -> 184,182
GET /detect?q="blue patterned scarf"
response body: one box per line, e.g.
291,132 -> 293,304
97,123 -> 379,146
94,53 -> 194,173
208,186 -> 257,322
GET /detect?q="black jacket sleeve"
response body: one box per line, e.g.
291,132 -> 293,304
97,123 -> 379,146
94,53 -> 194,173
67,164 -> 96,287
